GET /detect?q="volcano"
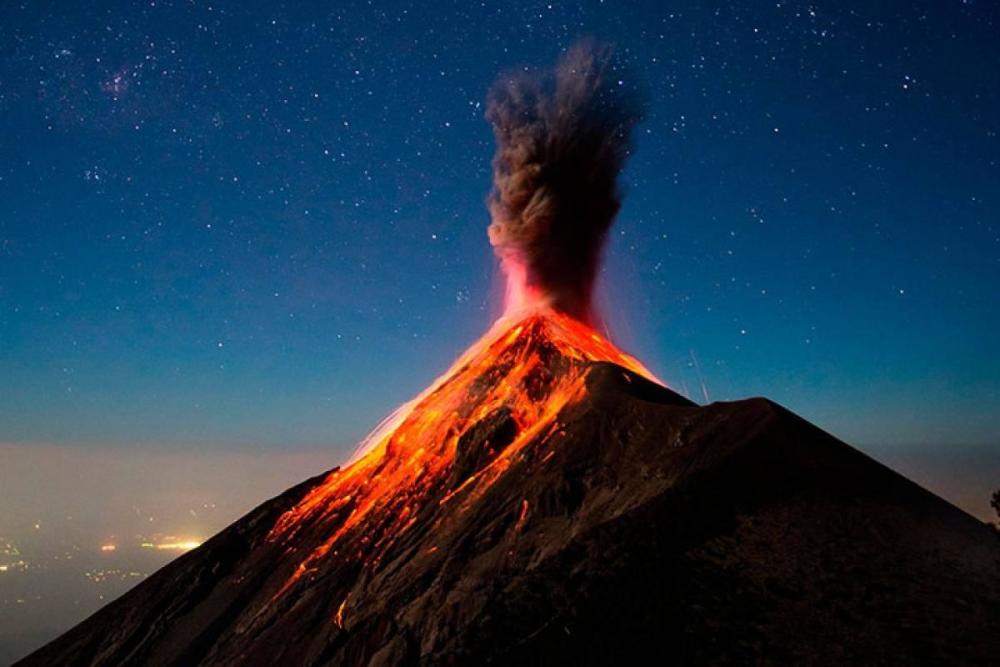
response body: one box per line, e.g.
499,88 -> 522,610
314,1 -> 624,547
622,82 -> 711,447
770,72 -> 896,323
17,309 -> 1000,666
19,44 -> 1000,666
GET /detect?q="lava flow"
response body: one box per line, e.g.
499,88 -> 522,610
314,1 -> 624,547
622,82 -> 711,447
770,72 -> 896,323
259,43 -> 654,609
266,308 -> 658,600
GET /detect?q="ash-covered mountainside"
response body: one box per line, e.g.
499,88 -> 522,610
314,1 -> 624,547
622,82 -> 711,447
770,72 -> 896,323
18,313 -> 1000,666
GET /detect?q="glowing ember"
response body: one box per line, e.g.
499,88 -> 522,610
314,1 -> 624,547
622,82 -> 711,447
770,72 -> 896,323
266,308 -> 661,599
334,596 -> 348,629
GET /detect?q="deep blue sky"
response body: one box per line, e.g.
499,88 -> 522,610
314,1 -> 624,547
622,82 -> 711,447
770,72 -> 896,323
1,1 -> 998,452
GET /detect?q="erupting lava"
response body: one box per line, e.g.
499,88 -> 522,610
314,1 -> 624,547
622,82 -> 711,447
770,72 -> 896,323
263,43 -> 651,605
266,308 -> 658,600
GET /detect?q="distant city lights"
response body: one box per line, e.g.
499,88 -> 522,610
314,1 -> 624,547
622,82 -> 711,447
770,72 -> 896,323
140,539 -> 202,552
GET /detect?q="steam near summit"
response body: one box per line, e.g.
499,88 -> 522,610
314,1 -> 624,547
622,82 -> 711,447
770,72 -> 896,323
486,43 -> 643,323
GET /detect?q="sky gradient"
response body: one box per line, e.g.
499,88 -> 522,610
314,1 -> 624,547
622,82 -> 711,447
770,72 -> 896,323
2,1 -> 999,454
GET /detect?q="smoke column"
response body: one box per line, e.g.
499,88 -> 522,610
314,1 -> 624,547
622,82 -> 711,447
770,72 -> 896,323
486,42 -> 643,324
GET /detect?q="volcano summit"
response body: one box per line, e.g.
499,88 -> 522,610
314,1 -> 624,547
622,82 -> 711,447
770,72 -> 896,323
18,45 -> 1000,666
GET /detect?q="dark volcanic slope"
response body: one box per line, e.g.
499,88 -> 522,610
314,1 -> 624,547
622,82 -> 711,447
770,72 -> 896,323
18,324 -> 1000,666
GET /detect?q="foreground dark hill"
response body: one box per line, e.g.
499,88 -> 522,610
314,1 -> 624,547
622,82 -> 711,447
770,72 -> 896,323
19,313 -> 1000,666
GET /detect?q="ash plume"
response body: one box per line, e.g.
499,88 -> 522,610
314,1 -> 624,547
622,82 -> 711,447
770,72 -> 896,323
486,42 -> 643,323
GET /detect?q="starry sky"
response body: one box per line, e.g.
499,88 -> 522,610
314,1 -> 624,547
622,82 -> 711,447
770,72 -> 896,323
2,1 -> 998,453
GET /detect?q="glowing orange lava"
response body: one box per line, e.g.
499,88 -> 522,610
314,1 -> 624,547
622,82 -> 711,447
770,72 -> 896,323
266,308 -> 659,600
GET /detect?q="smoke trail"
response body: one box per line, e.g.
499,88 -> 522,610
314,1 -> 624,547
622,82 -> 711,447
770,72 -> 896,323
486,42 -> 643,323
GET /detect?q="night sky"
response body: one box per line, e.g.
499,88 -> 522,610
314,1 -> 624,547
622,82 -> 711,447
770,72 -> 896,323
2,1 -> 998,453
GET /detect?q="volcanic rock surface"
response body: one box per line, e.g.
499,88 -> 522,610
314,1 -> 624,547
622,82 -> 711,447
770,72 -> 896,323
18,312 -> 1000,666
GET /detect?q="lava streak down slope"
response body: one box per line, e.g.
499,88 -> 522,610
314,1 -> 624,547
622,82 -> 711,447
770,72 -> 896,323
18,312 -> 1000,666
